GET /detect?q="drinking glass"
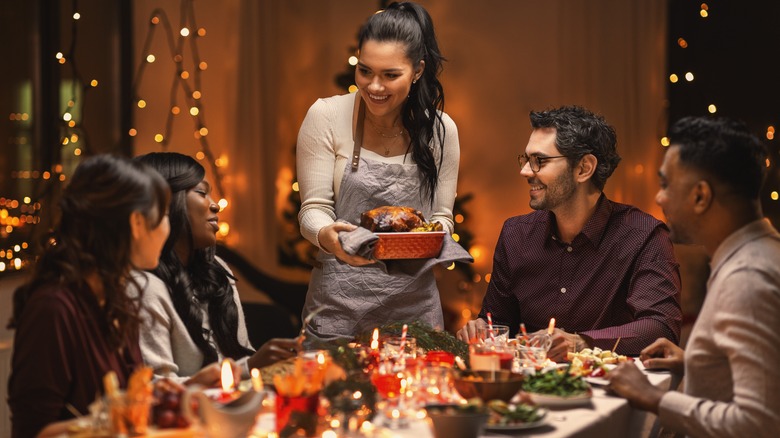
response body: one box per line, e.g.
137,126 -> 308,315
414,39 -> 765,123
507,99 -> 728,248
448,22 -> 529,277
275,392 -> 320,436
469,342 -> 514,372
475,324 -> 510,344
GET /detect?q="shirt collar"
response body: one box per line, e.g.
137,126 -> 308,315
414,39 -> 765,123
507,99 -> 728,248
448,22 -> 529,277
548,193 -> 612,247
710,218 -> 778,276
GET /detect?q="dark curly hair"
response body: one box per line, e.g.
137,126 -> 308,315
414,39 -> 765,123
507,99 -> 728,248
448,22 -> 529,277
359,1 -> 447,206
530,105 -> 621,190
136,152 -> 253,367
669,116 -> 768,200
9,155 -> 170,351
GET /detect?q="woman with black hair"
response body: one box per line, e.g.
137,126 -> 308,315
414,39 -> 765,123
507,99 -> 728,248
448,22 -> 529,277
296,2 -> 460,342
8,155 -> 171,437
133,152 -> 298,386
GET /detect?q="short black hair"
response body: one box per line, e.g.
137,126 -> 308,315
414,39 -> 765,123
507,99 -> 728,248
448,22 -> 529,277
530,105 -> 621,190
669,116 -> 768,200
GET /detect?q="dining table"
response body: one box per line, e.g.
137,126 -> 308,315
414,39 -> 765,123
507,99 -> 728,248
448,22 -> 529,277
252,359 -> 673,438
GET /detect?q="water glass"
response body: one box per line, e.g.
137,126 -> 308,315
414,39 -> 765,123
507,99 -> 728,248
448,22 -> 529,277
475,324 -> 510,344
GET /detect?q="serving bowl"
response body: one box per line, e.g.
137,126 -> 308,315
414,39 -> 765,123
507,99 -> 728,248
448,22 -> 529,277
425,404 -> 489,438
453,370 -> 524,402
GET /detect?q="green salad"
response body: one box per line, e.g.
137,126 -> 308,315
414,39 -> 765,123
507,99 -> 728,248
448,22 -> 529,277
522,367 -> 590,397
487,400 -> 543,425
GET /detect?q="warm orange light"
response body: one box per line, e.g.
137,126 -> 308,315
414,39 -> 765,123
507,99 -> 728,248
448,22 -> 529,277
371,328 -> 379,350
218,222 -> 230,237
220,359 -> 234,391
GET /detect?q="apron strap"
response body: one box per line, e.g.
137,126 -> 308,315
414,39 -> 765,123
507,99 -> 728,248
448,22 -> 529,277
351,97 -> 365,171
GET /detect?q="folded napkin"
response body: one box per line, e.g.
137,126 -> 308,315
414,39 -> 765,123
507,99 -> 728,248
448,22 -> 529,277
339,226 -> 474,275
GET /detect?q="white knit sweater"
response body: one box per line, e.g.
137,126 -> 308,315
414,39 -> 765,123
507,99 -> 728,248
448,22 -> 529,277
131,258 -> 254,383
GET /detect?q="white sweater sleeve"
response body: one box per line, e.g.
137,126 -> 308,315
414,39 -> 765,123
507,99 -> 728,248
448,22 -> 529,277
429,113 -> 460,233
296,98 -> 339,248
131,271 -> 191,384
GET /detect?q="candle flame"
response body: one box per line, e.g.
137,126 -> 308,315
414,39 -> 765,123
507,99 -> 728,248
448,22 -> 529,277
371,328 -> 379,350
251,368 -> 263,392
548,317 -> 556,335
317,353 -> 326,365
221,359 -> 234,392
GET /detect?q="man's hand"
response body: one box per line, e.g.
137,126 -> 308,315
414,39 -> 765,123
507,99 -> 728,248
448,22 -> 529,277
456,318 -> 487,343
541,329 -> 586,362
248,338 -> 300,369
606,361 -> 665,413
639,338 -> 685,375
318,222 -> 375,266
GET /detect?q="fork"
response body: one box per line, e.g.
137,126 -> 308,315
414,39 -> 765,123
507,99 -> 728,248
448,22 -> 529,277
297,305 -> 327,345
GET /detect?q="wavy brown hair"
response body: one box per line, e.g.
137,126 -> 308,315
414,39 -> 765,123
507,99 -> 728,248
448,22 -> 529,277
9,155 -> 170,351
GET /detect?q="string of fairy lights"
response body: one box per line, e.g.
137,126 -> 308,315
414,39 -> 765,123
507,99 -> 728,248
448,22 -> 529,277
1,2 -> 91,274
131,0 -> 231,239
661,2 -> 776,201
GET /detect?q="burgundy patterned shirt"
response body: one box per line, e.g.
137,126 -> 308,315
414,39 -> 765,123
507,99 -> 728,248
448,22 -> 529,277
478,194 -> 682,355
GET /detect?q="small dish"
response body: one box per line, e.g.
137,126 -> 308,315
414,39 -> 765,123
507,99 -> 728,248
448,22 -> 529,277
485,407 -> 549,431
527,391 -> 593,408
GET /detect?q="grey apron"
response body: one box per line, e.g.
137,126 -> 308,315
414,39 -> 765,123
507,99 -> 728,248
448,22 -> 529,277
302,105 -> 444,344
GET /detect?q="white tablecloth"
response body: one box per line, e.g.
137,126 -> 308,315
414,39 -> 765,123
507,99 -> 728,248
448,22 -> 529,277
255,363 -> 672,438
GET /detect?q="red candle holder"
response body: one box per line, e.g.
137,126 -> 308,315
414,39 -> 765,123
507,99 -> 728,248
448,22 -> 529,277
424,350 -> 455,368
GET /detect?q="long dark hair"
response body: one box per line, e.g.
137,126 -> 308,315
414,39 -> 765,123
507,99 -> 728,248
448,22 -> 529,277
137,152 -> 253,366
359,1 -> 447,205
9,155 -> 170,351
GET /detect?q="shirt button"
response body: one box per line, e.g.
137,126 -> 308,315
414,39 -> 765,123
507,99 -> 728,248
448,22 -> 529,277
561,288 -> 567,293
567,246 -> 573,252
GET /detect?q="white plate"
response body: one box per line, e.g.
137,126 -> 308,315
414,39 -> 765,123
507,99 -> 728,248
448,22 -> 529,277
485,408 -> 549,430
528,391 -> 593,408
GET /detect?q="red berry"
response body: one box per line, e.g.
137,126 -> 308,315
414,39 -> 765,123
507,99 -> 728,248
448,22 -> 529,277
161,392 -> 180,410
175,415 -> 190,428
156,409 -> 176,428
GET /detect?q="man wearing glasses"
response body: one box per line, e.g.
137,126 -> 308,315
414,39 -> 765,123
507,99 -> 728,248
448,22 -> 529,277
458,106 -> 682,362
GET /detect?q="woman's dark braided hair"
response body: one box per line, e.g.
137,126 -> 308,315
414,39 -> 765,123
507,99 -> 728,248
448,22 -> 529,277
359,1 -> 447,206
137,152 -> 253,367
9,155 -> 170,352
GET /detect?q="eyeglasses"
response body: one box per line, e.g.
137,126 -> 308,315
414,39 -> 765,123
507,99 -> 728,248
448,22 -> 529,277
517,154 -> 567,172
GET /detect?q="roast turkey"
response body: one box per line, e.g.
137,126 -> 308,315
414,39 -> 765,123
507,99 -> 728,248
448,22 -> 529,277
360,206 -> 440,232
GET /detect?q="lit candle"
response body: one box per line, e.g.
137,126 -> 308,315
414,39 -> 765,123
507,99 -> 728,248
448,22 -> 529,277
216,359 -> 238,403
454,356 -> 467,370
251,368 -> 263,392
548,317 -> 556,335
371,328 -> 379,350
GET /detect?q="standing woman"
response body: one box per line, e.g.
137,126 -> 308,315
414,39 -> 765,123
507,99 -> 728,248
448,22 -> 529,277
297,2 -> 460,342
133,152 -> 298,385
7,155 -> 171,438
